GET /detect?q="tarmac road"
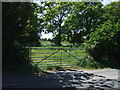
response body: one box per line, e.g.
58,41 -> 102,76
84,69 -> 119,79
2,69 -> 120,89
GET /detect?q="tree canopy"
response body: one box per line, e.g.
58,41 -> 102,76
85,1 -> 120,68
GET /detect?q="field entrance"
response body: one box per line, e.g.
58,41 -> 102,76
30,47 -> 87,70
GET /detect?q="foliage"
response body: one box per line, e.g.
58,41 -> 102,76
41,2 -> 73,46
3,1 -> 120,74
2,2 -> 41,73
40,2 -> 104,46
63,2 -> 103,45
84,2 -> 120,68
34,1 -> 120,69
76,55 -> 104,69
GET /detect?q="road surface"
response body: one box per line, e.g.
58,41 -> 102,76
2,69 -> 120,89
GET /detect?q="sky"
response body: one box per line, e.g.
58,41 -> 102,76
38,0 -> 119,39
102,0 -> 118,5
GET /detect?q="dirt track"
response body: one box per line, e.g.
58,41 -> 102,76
2,69 -> 120,89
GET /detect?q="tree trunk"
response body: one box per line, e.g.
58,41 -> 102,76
56,28 -> 62,46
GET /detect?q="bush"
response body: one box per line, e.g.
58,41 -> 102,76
76,55 -> 104,69
84,20 -> 120,68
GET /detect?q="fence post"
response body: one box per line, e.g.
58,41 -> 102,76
29,48 -> 31,59
60,49 -> 62,66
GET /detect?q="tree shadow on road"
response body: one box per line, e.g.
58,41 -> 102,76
51,70 -> 119,89
2,70 -> 120,89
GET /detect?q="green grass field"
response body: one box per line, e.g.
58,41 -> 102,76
28,40 -> 105,70
30,46 -> 87,70
29,46 -> 104,71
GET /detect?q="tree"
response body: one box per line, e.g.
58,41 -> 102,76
3,2 -> 41,46
2,2 -> 41,73
64,2 -> 103,46
42,2 -> 72,46
85,1 -> 120,68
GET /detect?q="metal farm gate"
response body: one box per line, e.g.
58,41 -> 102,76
29,47 -> 86,69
